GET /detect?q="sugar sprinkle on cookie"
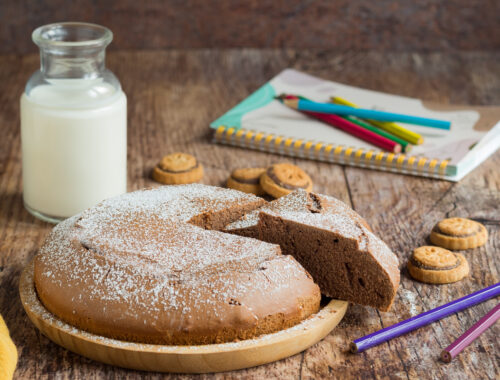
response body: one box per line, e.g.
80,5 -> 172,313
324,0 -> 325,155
260,163 -> 313,198
152,152 -> 203,184
430,217 -> 488,250
407,246 -> 469,284
227,167 -> 266,195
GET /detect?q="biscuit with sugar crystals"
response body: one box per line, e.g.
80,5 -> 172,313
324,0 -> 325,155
260,163 -> 313,198
407,246 -> 469,284
152,152 -> 203,184
430,217 -> 488,250
227,167 -> 266,195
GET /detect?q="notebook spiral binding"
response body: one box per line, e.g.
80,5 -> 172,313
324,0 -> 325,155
214,126 -> 450,179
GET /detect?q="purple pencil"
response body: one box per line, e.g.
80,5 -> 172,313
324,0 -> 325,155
350,282 -> 500,353
441,303 -> 500,363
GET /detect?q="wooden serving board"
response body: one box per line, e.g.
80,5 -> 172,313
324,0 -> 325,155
19,261 -> 348,373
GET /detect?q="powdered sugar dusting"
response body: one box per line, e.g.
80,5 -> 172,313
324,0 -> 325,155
226,190 -> 399,279
81,184 -> 260,223
35,184 -> 320,343
23,262 -> 337,353
227,190 -> 365,231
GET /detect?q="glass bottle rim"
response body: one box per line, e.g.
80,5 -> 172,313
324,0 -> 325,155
32,22 -> 113,49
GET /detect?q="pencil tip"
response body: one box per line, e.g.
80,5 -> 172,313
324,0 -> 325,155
440,350 -> 452,363
282,97 -> 299,109
349,343 -> 358,354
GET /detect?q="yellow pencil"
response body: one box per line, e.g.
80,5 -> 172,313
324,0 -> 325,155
330,96 -> 424,145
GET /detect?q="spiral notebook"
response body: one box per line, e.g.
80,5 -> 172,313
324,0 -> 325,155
210,69 -> 500,181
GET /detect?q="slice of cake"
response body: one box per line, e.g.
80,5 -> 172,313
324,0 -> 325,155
226,190 -> 400,311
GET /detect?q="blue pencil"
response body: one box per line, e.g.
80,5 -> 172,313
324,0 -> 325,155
282,98 -> 451,130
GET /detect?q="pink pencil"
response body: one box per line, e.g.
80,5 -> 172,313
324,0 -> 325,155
440,303 -> 500,363
304,111 -> 402,153
281,95 -> 402,153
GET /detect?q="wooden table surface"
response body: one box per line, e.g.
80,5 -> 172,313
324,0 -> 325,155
1,50 -> 499,379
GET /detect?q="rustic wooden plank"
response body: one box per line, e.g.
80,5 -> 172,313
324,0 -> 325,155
1,1 -> 500,54
331,49 -> 500,379
0,50 -> 499,379
336,170 -> 500,379
316,171 -> 451,380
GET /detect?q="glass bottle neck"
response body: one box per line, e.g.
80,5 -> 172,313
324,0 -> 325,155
40,47 -> 106,79
32,22 -> 113,80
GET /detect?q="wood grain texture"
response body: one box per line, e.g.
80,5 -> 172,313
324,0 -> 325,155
1,1 -> 500,54
0,49 -> 499,379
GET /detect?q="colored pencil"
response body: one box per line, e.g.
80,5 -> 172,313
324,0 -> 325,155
440,303 -> 500,363
283,94 -> 405,152
280,95 -> 401,152
305,111 -> 402,153
283,98 -> 451,130
331,96 -> 424,145
343,116 -> 412,152
350,282 -> 500,353
286,95 -> 412,152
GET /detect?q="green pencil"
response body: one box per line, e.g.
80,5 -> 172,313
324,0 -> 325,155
342,116 -> 412,152
331,96 -> 424,145
285,94 -> 412,153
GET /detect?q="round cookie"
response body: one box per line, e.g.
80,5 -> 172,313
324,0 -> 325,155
407,246 -> 469,284
152,152 -> 203,184
430,217 -> 488,250
227,168 -> 266,195
260,163 -> 313,198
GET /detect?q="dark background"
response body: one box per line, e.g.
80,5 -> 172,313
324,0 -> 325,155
1,0 -> 499,54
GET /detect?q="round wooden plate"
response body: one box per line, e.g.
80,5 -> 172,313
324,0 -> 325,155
20,261 -> 348,373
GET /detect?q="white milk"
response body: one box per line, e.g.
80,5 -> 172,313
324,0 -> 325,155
21,81 -> 127,220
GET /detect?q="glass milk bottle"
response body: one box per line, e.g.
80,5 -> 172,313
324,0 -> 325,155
21,22 -> 127,223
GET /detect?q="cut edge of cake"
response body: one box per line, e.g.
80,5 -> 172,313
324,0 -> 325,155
225,190 -> 400,312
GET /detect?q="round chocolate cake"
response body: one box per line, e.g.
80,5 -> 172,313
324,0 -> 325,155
34,184 -> 321,345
